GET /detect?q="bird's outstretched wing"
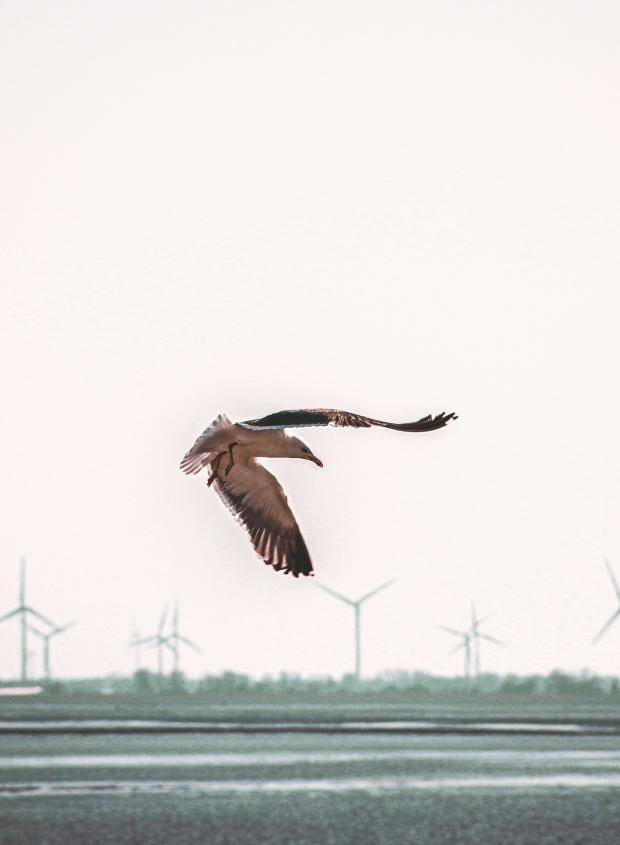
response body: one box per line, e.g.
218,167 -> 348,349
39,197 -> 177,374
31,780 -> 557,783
212,459 -> 313,578
240,408 -> 457,432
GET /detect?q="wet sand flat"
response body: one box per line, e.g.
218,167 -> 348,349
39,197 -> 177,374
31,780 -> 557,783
1,728 -> 619,843
2,788 -> 620,845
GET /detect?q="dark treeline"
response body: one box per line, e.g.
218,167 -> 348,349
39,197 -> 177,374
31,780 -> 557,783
26,669 -> 620,698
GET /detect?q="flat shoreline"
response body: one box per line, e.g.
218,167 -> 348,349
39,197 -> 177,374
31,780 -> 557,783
0,721 -> 617,736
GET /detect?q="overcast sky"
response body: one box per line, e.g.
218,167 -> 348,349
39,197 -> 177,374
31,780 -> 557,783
1,1 -> 619,681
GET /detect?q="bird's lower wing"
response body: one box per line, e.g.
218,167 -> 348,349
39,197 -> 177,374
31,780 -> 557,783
213,460 -> 313,578
240,408 -> 457,432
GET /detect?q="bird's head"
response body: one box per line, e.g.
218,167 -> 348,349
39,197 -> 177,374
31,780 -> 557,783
289,436 -> 323,467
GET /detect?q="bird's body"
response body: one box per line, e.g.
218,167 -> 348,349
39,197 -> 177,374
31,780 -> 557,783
180,415 -> 310,472
181,408 -> 457,578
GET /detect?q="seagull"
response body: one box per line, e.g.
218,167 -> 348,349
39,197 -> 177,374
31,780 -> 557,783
180,408 -> 457,578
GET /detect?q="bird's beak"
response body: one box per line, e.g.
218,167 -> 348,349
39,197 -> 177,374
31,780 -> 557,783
310,455 -> 323,468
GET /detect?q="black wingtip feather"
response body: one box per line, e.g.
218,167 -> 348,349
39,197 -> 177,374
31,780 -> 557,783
401,411 -> 458,432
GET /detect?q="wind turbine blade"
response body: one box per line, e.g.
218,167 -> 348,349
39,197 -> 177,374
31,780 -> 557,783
27,623 -> 45,637
158,605 -> 169,635
52,622 -> 75,637
470,600 -> 477,629
450,641 -> 466,654
0,608 -> 20,625
314,583 -> 355,606
439,625 -> 464,638
592,608 -> 620,644
20,557 -> 26,606
133,636 -> 158,646
479,633 -> 505,647
476,615 -> 491,629
173,602 -> 179,635
27,608 -> 58,628
357,579 -> 396,605
604,558 -> 620,602
177,635 -> 202,653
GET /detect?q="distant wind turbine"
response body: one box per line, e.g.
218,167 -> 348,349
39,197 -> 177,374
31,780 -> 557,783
315,579 -> 395,681
469,602 -> 504,676
168,602 -> 202,673
592,558 -> 620,644
0,558 -> 59,681
133,606 -> 175,679
27,622 -> 74,681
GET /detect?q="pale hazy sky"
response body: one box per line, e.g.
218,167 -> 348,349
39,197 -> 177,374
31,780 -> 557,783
2,1 -> 620,680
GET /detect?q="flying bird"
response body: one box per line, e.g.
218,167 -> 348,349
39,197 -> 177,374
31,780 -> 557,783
180,408 -> 457,578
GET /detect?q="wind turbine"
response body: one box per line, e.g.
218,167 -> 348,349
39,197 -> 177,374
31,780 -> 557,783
128,619 -> 143,671
0,558 -> 59,681
133,606 -> 175,680
167,602 -> 202,673
440,624 -> 473,678
592,557 -> 620,644
469,602 -> 504,676
315,579 -> 395,681
27,622 -> 74,681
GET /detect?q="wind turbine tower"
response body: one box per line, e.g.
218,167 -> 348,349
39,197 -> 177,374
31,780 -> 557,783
27,623 -> 74,681
0,558 -> 59,681
440,623 -> 473,678
315,579 -> 395,681
592,557 -> 620,644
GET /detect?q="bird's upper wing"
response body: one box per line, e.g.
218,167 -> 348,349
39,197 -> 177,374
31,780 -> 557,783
239,408 -> 457,432
213,459 -> 313,578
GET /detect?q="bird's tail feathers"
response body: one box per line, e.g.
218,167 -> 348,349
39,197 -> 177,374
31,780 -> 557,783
180,451 -> 216,475
180,413 -> 233,475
